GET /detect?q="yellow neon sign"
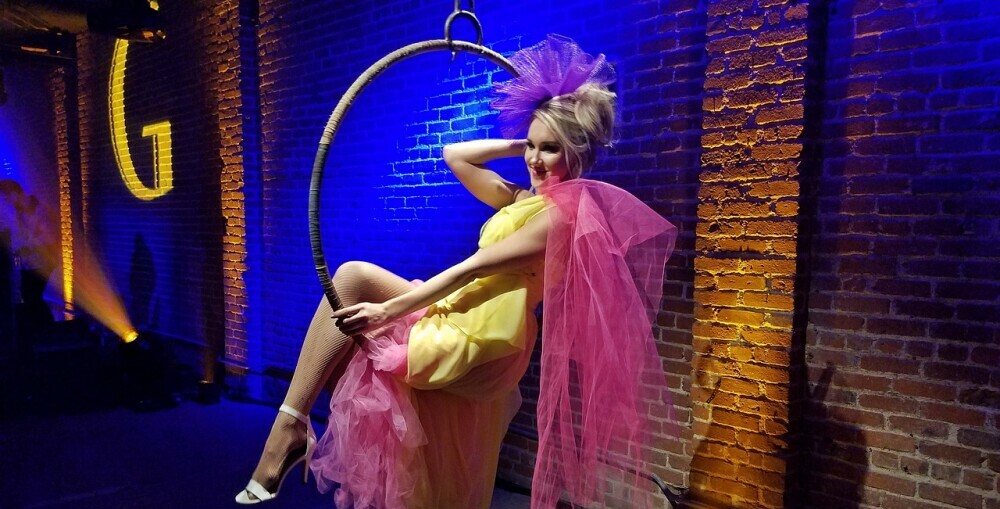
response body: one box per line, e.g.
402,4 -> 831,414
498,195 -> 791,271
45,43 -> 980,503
109,39 -> 173,200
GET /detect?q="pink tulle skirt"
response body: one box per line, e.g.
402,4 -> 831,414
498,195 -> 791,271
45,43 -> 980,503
310,302 -> 427,509
310,300 -> 520,509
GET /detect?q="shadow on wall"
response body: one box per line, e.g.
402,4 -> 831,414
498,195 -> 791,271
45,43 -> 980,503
197,216 -> 226,386
684,363 -> 865,509
787,0 -> 870,506
799,362 -> 866,509
685,348 -> 752,509
128,234 -> 156,330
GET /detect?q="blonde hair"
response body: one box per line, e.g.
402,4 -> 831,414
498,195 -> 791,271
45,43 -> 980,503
532,84 -> 617,179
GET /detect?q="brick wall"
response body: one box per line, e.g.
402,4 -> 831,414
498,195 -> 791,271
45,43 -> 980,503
235,0 -> 266,388
49,65 -> 77,318
253,0 -> 700,496
801,1 -> 1000,509
56,0 -> 1000,506
206,0 -> 253,382
692,0 -> 811,507
74,1 -> 231,361
0,61 -> 61,208
619,0 -> 708,493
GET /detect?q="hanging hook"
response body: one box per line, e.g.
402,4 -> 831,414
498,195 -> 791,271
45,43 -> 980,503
444,0 -> 483,61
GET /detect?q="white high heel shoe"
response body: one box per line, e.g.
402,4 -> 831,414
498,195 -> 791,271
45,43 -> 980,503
235,404 -> 317,504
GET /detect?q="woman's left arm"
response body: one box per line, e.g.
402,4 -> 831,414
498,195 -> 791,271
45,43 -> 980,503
332,210 -> 551,336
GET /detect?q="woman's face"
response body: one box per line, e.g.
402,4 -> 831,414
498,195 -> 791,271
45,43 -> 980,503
525,118 -> 570,189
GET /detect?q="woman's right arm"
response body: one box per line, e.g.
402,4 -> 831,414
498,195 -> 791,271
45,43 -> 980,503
443,139 -> 527,210
331,209 -> 550,336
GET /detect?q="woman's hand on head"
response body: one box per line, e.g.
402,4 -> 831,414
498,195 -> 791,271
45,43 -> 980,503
442,139 -> 529,210
331,302 -> 390,336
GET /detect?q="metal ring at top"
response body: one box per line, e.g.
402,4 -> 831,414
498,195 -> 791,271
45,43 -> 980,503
444,10 -> 484,48
309,40 -> 516,338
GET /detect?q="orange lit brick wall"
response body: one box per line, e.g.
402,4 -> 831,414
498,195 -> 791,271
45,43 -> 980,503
690,0 -> 810,506
49,66 -> 75,315
76,36 -> 97,240
205,0 -> 252,379
56,1 -> 1000,507
799,1 -> 1000,508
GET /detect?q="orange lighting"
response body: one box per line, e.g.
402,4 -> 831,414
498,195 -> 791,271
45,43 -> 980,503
123,330 -> 139,343
0,201 -> 134,341
71,245 -> 135,341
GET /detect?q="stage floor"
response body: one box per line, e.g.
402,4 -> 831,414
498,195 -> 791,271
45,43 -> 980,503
0,397 -> 530,509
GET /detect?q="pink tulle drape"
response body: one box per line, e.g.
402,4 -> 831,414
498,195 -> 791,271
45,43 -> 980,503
310,302 -> 431,509
533,178 -> 678,508
311,178 -> 677,509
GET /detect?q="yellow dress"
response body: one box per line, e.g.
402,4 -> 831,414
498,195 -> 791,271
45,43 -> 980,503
313,195 -> 549,509
407,194 -> 547,395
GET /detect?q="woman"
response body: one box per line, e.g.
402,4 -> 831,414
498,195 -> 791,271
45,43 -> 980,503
236,35 -> 677,509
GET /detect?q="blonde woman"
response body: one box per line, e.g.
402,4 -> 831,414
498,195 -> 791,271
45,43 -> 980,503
236,35 -> 677,509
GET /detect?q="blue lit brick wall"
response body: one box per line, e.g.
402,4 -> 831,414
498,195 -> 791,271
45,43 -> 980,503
0,60 -> 64,338
255,0 -> 704,490
0,62 -> 61,215
74,1 -> 234,366
802,1 -> 1000,508
238,0 -> 266,387
59,0 -> 1000,505
255,0 -> 677,360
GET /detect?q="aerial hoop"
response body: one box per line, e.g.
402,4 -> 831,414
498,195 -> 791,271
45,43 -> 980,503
308,39 -> 517,337
306,28 -> 687,507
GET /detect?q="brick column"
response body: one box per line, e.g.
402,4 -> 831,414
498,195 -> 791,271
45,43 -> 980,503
50,66 -> 75,318
205,0 -> 252,378
689,0 -> 810,506
76,35 -> 98,239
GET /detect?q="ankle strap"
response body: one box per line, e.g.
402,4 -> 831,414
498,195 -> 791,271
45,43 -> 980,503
279,404 -> 309,426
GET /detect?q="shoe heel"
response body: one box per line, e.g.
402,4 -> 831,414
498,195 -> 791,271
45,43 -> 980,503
302,436 -> 316,484
236,405 -> 317,504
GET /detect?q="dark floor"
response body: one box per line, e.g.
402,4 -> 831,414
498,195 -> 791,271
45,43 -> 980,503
0,316 -> 530,509
0,396 -> 530,509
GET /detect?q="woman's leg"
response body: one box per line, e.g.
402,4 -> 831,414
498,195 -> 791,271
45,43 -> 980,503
246,261 -> 414,492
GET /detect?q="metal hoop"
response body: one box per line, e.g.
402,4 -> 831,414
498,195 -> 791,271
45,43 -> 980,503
307,38 -> 687,505
310,40 -> 516,337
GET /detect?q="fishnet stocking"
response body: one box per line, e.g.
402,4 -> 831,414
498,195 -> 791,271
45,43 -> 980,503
247,261 -> 414,493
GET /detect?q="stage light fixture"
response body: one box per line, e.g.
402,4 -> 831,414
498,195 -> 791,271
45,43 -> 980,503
87,0 -> 166,43
122,329 -> 139,343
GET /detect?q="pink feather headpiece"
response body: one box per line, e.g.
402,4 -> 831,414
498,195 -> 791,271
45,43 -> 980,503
491,34 -> 616,138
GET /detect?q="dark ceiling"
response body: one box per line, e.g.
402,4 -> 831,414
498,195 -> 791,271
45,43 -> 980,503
1,0 -> 164,61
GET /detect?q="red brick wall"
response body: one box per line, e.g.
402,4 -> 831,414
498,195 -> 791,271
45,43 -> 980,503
692,0 -> 811,507
206,0 -> 253,382
633,0 -> 708,490
57,1 -> 1000,507
802,1 -> 1000,508
49,65 -> 76,317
